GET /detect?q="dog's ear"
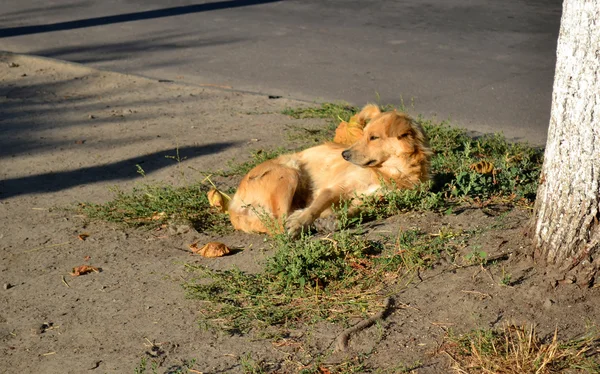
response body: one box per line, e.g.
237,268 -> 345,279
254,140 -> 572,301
355,104 -> 381,126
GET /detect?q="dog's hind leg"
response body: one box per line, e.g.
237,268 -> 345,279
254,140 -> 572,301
285,188 -> 341,237
229,159 -> 301,234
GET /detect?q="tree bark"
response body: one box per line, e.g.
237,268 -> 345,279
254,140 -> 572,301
532,0 -> 600,287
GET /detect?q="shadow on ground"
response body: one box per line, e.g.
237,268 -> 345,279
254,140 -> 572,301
0,0 -> 281,37
0,143 -> 238,200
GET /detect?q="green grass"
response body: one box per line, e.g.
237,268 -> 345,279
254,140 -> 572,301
282,102 -> 357,121
184,220 -> 466,334
423,121 -> 543,204
81,183 -> 230,233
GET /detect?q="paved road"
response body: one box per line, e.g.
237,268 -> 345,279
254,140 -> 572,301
0,0 -> 562,144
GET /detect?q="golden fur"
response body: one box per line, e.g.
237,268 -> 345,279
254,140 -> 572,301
228,105 -> 432,236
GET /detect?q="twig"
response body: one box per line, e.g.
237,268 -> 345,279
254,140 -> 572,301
61,276 -> 70,288
334,297 -> 393,352
461,290 -> 491,299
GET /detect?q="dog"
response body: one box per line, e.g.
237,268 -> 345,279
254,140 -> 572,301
227,104 -> 432,237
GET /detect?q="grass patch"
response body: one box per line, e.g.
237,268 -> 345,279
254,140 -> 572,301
81,183 -> 230,233
444,324 -> 600,373
283,102 -> 357,144
282,102 -> 357,121
184,221 -> 465,334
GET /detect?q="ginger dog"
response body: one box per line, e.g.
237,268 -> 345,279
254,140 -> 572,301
228,104 -> 431,236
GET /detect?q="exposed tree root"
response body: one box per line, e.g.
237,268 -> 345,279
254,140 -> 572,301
334,297 -> 393,352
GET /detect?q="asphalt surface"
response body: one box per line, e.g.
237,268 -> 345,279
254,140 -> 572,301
0,0 -> 562,144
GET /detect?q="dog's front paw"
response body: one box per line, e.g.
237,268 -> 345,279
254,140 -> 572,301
285,210 -> 311,238
313,215 -> 338,233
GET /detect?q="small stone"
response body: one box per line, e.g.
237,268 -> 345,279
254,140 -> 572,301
8,62 -> 19,68
543,298 -> 555,309
88,114 -> 96,119
3,283 -> 11,290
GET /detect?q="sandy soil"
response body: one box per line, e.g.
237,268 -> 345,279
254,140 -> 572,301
1,52 -> 598,374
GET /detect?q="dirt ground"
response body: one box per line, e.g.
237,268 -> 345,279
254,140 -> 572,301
1,52 -> 599,374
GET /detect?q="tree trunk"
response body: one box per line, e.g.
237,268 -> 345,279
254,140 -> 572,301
532,0 -> 600,287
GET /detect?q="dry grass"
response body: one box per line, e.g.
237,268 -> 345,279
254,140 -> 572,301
444,323 -> 600,373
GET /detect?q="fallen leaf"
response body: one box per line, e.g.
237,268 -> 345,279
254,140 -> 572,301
77,233 -> 89,241
189,241 -> 231,258
207,188 -> 231,212
151,212 -> 167,221
70,265 -> 100,276
469,160 -> 495,174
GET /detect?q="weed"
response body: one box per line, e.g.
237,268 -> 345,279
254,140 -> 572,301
81,183 -> 230,233
500,267 -> 512,286
282,102 -> 357,122
444,324 -> 600,373
422,120 -> 543,204
184,223 -> 465,334
133,357 -> 158,374
134,357 -> 147,374
466,247 -> 488,265
240,353 -> 267,374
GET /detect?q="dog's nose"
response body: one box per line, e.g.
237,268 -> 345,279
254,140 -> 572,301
342,150 -> 351,161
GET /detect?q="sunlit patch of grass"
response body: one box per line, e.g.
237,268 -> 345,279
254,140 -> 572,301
444,324 -> 600,373
282,102 -> 357,122
81,183 -> 230,233
184,218 -> 466,333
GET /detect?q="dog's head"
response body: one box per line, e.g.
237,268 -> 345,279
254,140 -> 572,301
341,110 -> 431,182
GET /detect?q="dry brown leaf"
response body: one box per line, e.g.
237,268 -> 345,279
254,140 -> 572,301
151,212 -> 167,221
189,241 -> 231,258
469,160 -> 495,174
77,233 -> 89,241
207,188 -> 230,212
70,265 -> 100,276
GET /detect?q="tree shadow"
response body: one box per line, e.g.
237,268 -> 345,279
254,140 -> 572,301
0,143 -> 239,200
0,0 -> 281,38
29,31 -> 245,66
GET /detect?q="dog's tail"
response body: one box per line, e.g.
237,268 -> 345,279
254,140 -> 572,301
207,188 -> 231,213
334,104 -> 381,145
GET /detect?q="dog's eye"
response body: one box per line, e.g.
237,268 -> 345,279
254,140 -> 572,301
397,133 -> 409,139
369,135 -> 379,141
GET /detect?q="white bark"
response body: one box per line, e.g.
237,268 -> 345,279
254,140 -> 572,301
533,0 -> 600,285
